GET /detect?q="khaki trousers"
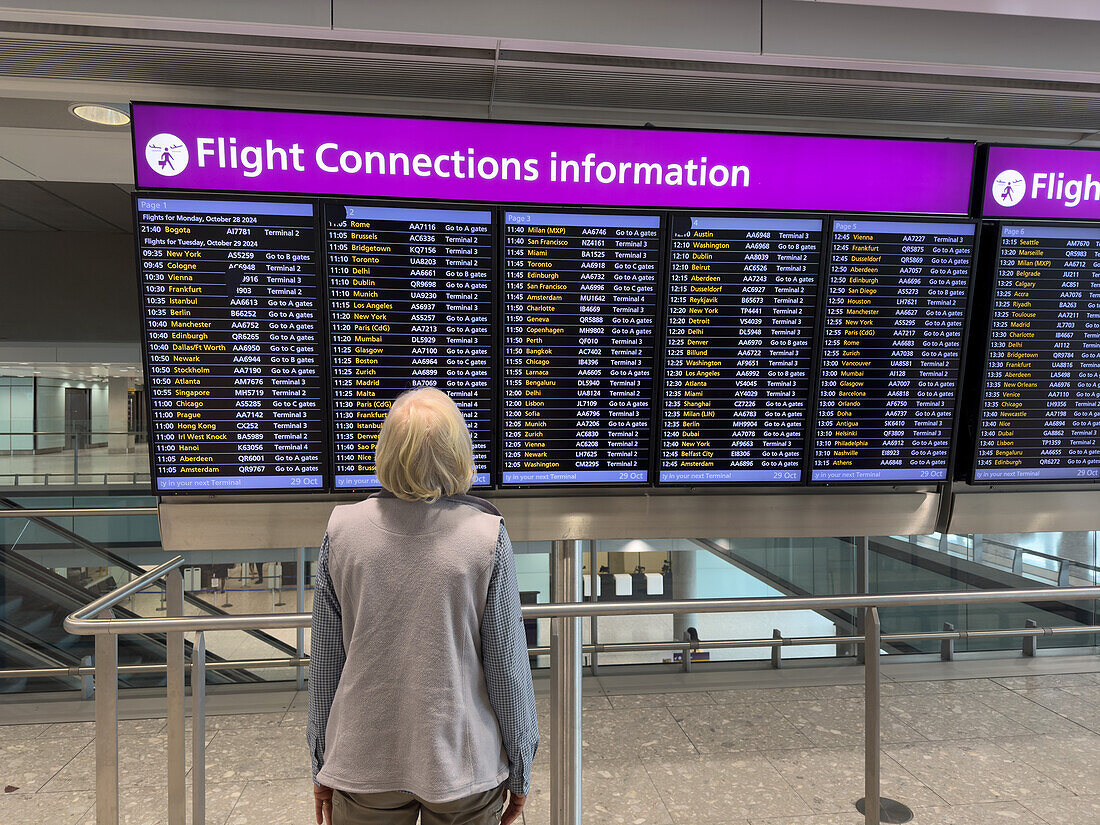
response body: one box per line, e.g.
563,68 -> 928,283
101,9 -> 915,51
333,784 -> 506,825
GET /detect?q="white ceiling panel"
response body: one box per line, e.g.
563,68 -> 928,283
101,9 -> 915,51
794,1 -> 1100,22
0,153 -> 36,179
0,127 -> 132,183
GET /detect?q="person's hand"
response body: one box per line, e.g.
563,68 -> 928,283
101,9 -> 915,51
500,790 -> 526,825
314,783 -> 334,825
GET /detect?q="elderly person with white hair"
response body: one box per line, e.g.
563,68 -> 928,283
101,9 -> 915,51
307,388 -> 538,825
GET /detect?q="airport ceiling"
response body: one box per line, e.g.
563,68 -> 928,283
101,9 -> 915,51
1,3 -> 1100,186
0,179 -> 132,231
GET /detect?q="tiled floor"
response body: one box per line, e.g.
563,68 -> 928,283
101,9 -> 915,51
2,658 -> 1099,825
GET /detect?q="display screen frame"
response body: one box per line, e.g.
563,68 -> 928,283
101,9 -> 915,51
131,101 -> 979,217
321,197 -> 499,492
968,218 -> 1100,485
807,214 -> 983,487
654,210 -> 829,488
496,204 -> 669,490
133,190 -> 333,496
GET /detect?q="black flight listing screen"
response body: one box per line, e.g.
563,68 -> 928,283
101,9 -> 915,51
659,216 -> 823,483
324,204 -> 495,489
974,224 -> 1100,481
501,210 -> 661,485
136,196 -> 326,492
811,219 -> 976,482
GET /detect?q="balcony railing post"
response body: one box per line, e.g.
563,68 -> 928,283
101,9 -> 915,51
166,569 -> 186,825
296,547 -> 306,690
192,630 -> 207,825
1023,618 -> 1038,657
94,609 -> 119,825
550,540 -> 582,825
865,607 -> 881,825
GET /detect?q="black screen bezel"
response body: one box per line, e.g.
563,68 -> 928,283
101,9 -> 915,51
132,190 -> 332,496
968,218 -> 1100,485
496,204 -> 667,490
806,214 -> 982,487
321,197 -> 499,492
654,211 -> 828,488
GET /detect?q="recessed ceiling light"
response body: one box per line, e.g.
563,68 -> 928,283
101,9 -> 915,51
70,103 -> 130,126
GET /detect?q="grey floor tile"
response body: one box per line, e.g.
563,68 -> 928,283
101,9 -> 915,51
883,694 -> 1037,740
0,737 -> 87,793
203,727 -> 311,783
669,703 -> 815,753
43,718 -> 167,738
582,695 -> 614,711
534,695 -> 615,714
186,712 -> 286,731
224,778 -> 315,825
524,758 -> 672,825
41,732 -> 205,793
277,709 -> 306,726
904,801 -> 1047,824
991,732 -> 1100,796
1021,793 -> 1100,825
1014,689 -> 1100,735
994,673 -> 1100,691
880,679 -> 1010,697
749,814 -> 862,825
765,746 -> 945,814
771,697 -> 926,747
607,692 -> 715,709
973,690 -> 1091,735
643,751 -> 810,823
885,740 -> 1068,806
1058,684 -> 1100,705
581,708 -> 697,760
75,781 -> 245,825
0,723 -> 56,741
0,790 -> 93,825
709,686 -> 844,704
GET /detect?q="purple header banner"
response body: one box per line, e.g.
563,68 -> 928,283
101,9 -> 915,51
984,145 -> 1100,220
132,104 -> 974,214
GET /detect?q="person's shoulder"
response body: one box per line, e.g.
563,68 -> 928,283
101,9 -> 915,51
446,493 -> 503,519
326,497 -> 383,532
443,495 -> 505,543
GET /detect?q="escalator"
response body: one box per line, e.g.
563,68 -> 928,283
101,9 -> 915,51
692,537 -> 922,654
694,534 -> 1098,656
0,547 -> 260,692
0,497 -> 299,693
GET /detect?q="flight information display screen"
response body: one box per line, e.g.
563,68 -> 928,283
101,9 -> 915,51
501,210 -> 661,485
811,219 -> 976,482
974,224 -> 1100,481
659,216 -> 824,483
136,196 -> 326,492
324,204 -> 494,488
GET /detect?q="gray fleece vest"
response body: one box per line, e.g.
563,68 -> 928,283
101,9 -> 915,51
316,493 -> 509,803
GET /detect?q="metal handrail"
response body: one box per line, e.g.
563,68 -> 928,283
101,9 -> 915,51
982,537 -> 1100,575
59,553 -> 1100,825
0,506 -> 159,518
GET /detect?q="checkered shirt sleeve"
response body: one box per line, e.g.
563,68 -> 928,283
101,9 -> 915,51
482,522 -> 540,796
306,532 -> 345,783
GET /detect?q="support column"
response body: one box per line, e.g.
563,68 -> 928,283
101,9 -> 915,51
107,377 -> 130,454
671,549 -> 698,643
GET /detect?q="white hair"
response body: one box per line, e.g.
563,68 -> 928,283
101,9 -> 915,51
375,388 -> 475,502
